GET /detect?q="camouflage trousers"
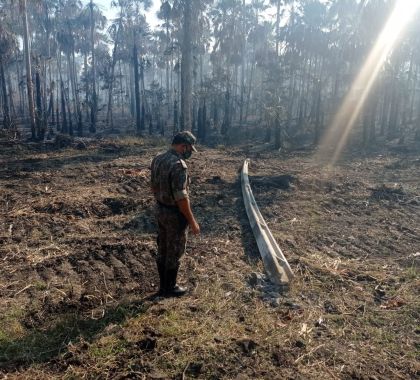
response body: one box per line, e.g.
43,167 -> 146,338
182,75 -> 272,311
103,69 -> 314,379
156,204 -> 188,271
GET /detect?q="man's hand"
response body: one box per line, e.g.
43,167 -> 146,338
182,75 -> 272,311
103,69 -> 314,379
176,197 -> 200,235
189,219 -> 200,235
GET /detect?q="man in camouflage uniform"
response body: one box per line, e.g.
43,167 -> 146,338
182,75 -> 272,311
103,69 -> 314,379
151,131 -> 200,297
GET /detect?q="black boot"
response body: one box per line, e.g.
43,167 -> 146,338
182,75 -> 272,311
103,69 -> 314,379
165,267 -> 187,297
156,262 -> 167,296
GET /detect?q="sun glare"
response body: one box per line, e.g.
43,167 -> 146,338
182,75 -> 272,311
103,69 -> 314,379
316,0 -> 420,165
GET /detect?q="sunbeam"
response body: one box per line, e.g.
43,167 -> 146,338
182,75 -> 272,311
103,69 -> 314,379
316,0 -> 420,165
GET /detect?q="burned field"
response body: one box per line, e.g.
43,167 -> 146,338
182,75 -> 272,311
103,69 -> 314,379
0,138 -> 418,379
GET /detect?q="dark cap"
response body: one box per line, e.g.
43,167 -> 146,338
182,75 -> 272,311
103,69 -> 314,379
172,131 -> 197,151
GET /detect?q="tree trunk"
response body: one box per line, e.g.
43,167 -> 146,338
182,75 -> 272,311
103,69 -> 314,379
83,53 -> 89,122
16,59 -> 24,116
35,63 -> 45,140
387,76 -> 399,138
192,100 -> 197,135
20,0 -> 36,138
166,19 -> 171,122
67,49 -> 82,137
106,18 -> 122,128
180,0 -> 192,131
379,82 -> 389,136
213,97 -> 218,130
274,113 -> 281,150
369,93 -> 378,144
73,51 -> 82,136
89,0 -> 97,133
275,0 -> 281,56
60,80 -> 68,134
409,64 -> 418,124
202,100 -> 207,142
173,98 -> 178,134
120,61 -> 125,117
314,80 -> 322,145
239,0 -> 246,128
0,60 -> 11,129
244,61 -> 254,124
48,80 -> 55,136
148,113 -> 153,135
221,87 -> 230,136
402,51 -> 414,127
55,62 -> 60,132
7,73 -> 16,120
197,105 -> 202,139
140,59 -> 146,132
416,97 -> 420,140
133,33 -> 142,134
232,64 -> 238,122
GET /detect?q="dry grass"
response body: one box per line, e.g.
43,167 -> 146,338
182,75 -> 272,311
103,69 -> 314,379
0,139 -> 418,379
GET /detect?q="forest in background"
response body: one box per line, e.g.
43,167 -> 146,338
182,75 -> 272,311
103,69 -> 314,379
1,0 -> 420,149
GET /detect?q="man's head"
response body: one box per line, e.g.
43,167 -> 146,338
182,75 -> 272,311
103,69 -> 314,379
172,131 -> 197,159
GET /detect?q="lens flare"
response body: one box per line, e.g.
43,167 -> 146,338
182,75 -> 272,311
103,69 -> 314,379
317,0 -> 420,165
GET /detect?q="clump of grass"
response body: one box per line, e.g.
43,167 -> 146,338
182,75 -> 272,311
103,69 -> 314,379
34,281 -> 48,291
89,335 -> 128,359
0,306 -> 26,342
0,302 -> 147,367
115,135 -> 167,148
404,265 -> 418,280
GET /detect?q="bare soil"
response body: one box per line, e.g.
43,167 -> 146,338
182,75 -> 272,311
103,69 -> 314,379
0,136 -> 418,379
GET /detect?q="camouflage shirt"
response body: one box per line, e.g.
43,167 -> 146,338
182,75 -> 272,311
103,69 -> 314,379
151,149 -> 189,206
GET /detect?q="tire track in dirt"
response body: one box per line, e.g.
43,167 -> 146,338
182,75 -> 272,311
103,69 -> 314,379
0,238 -> 156,326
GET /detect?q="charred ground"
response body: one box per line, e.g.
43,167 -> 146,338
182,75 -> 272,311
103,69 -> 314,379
0,136 -> 418,379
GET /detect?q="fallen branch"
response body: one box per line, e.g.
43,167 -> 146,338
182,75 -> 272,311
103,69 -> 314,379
294,344 -> 325,364
14,284 -> 33,296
